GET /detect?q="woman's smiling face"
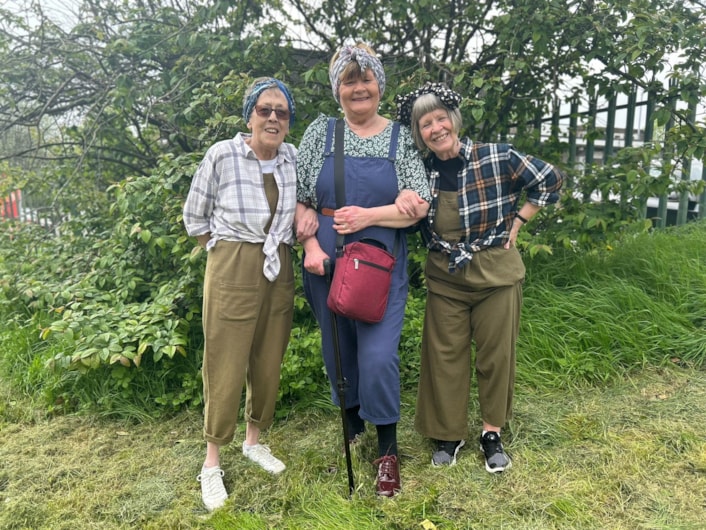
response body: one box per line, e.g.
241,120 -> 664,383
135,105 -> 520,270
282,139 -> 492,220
338,70 -> 380,119
418,108 -> 459,160
247,88 -> 290,158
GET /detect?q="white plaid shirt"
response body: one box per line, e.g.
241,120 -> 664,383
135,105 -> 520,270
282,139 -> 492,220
183,132 -> 297,281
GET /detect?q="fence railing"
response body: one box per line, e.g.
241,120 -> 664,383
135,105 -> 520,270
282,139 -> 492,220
535,82 -> 705,228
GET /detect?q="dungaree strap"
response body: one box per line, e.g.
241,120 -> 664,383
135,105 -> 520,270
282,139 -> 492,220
388,121 -> 400,161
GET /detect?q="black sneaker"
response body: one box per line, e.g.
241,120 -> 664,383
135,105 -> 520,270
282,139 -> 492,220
479,431 -> 512,473
431,439 -> 465,466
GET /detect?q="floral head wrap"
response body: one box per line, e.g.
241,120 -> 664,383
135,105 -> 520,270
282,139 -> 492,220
242,77 -> 296,127
395,82 -> 462,126
328,45 -> 386,104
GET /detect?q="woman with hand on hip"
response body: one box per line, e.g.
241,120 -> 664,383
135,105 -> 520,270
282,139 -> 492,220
395,82 -> 563,473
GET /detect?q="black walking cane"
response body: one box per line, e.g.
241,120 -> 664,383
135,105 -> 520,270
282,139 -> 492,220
323,258 -> 355,497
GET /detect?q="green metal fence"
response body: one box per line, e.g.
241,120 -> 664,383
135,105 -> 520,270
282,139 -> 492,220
537,82 -> 705,228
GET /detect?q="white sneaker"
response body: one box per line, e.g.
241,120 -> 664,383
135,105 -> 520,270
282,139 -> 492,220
242,442 -> 286,474
197,466 -> 228,511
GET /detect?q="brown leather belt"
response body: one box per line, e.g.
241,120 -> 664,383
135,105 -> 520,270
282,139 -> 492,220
319,207 -> 335,217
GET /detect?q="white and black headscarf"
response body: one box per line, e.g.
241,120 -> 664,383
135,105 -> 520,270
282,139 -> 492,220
395,82 -> 462,126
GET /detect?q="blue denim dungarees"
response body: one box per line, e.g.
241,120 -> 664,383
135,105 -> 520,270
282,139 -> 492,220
303,118 -> 408,424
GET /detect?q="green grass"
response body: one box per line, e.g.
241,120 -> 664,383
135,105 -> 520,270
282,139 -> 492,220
2,366 -> 706,529
517,222 -> 706,387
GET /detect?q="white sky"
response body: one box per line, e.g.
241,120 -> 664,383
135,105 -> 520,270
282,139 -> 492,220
3,0 -> 80,28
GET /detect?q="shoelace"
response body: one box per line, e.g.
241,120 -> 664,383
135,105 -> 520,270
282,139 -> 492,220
248,445 -> 275,460
482,433 -> 503,450
198,468 -> 225,495
198,468 -> 224,481
438,441 -> 459,454
374,456 -> 398,478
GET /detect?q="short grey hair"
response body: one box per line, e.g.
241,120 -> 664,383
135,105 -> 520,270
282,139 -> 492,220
409,93 -> 463,152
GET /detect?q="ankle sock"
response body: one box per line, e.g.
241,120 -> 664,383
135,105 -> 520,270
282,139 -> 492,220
345,406 -> 365,439
376,423 -> 397,457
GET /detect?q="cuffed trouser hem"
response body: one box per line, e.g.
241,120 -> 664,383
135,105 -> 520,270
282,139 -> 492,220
203,432 -> 233,446
243,415 -> 274,432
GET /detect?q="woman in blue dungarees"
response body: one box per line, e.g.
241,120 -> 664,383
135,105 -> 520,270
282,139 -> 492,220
295,43 -> 430,497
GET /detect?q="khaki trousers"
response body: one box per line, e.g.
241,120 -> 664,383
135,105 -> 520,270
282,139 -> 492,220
201,240 -> 294,446
415,245 -> 524,441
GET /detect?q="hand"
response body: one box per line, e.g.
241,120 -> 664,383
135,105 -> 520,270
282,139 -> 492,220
303,245 -> 330,275
333,206 -> 367,235
196,233 -> 211,249
295,204 -> 319,242
395,189 -> 426,217
505,205 -> 539,249
504,219 -> 521,249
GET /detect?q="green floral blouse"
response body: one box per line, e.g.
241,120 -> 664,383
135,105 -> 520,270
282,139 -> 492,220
296,114 -> 431,208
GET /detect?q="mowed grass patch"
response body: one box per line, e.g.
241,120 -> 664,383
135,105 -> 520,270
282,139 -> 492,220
3,365 -> 706,529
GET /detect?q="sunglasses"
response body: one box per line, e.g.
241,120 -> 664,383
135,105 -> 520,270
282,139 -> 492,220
254,105 -> 290,120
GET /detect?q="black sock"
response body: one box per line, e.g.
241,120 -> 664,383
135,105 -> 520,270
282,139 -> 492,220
376,423 -> 397,457
345,406 -> 365,440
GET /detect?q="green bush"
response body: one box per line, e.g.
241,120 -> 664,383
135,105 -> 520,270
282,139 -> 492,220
3,210 -> 706,419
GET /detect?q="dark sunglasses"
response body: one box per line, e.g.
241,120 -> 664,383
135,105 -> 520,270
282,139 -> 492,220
254,105 -> 290,120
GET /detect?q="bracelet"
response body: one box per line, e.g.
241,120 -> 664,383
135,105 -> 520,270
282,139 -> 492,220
514,212 -> 529,224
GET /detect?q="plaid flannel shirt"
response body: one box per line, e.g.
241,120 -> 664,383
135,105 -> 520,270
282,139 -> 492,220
421,138 -> 564,272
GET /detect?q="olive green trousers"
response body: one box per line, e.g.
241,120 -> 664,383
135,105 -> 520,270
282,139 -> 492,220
415,245 -> 524,441
201,240 -> 293,446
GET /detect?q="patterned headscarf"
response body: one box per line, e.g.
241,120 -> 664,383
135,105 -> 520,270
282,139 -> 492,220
328,45 -> 386,104
395,82 -> 462,126
242,77 -> 296,127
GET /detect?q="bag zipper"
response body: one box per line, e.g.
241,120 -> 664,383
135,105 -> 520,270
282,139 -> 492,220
353,258 -> 390,272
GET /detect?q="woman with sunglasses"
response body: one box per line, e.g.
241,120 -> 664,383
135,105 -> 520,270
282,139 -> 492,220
183,77 -> 311,511
295,43 -> 430,497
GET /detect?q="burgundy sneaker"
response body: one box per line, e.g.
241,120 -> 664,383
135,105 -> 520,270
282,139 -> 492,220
373,455 -> 401,497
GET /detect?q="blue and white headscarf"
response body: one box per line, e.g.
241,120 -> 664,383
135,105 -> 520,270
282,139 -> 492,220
328,45 -> 386,104
242,77 -> 296,127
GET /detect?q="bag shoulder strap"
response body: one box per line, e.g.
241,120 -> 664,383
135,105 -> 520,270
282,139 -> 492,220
334,119 -> 345,255
334,119 -> 346,212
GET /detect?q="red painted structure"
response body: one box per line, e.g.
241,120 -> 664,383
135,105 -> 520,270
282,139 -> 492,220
1,189 -> 21,219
